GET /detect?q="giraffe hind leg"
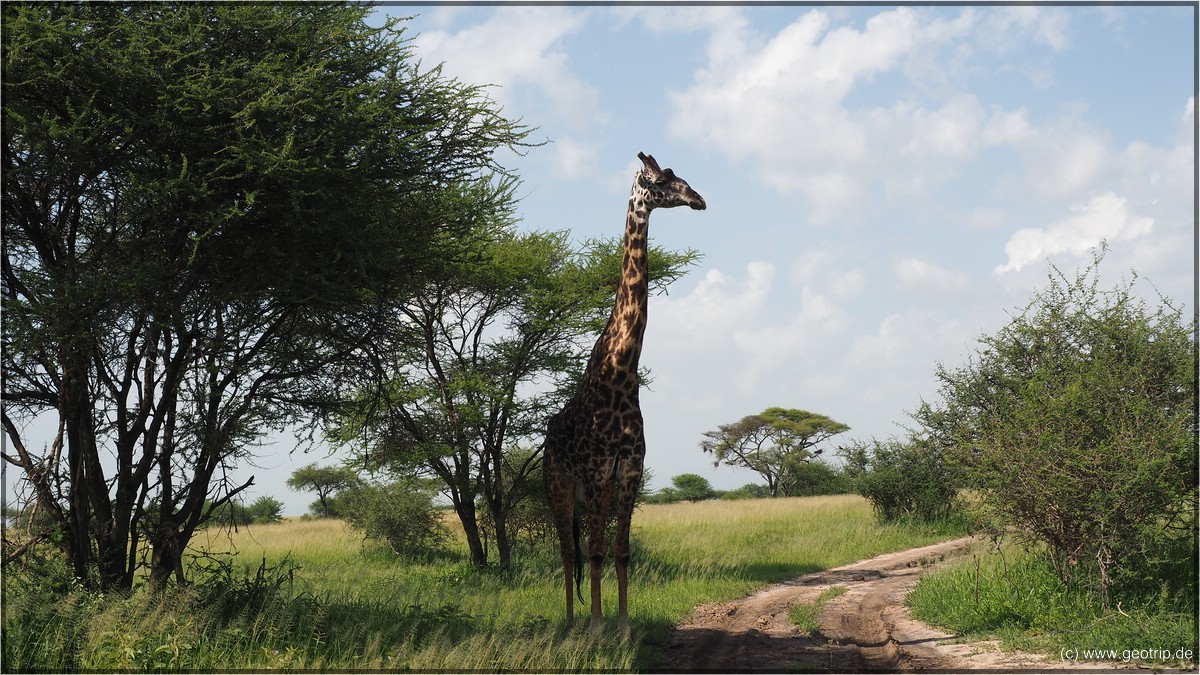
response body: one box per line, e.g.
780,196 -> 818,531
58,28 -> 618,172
544,453 -> 578,628
586,480 -> 615,633
572,512 -> 584,603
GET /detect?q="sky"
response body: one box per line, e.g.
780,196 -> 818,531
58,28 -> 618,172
4,4 -> 1195,517
219,3 -> 1200,513
342,4 -> 1196,501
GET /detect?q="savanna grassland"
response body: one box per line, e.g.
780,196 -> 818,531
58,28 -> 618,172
3,494 -> 967,671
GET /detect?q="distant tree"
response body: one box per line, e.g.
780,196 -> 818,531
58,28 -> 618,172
701,408 -> 849,497
649,474 -> 719,503
287,464 -> 360,518
671,474 -> 719,502
914,250 -> 1196,602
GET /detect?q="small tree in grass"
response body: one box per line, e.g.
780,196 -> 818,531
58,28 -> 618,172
340,479 -> 449,558
669,474 -> 719,502
839,437 -> 961,522
915,249 -> 1196,603
246,496 -> 285,525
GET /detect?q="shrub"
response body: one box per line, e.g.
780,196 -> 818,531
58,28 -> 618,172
840,436 -> 962,523
649,474 -> 718,503
246,496 -> 285,524
779,458 -> 853,496
720,483 -> 772,500
915,250 -> 1196,602
340,480 -> 449,558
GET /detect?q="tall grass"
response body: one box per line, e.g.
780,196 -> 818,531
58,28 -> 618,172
907,541 -> 1198,667
4,494 -> 967,671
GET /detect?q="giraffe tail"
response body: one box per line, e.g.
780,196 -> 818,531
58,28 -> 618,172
573,513 -> 584,603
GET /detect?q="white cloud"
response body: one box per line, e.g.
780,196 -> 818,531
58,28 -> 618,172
413,8 -> 602,130
980,6 -> 1071,53
653,263 -> 774,342
968,207 -> 1010,231
894,257 -> 969,292
1017,124 -> 1109,199
548,137 -> 601,180
616,5 -> 747,36
994,192 -> 1154,274
665,7 -> 1064,224
848,309 -> 973,378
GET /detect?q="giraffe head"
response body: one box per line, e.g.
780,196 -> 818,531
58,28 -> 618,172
636,152 -> 707,211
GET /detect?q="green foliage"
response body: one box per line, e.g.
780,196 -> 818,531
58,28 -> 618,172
3,3 -> 531,589
840,436 -> 963,523
719,483 -> 773,500
479,446 -> 557,551
915,250 -> 1197,601
340,480 -> 450,559
246,496 -> 285,525
701,408 -> 849,496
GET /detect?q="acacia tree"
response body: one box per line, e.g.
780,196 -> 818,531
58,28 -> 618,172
335,225 -> 697,569
286,464 -> 361,518
2,4 -> 530,589
701,408 -> 849,497
915,250 -> 1196,602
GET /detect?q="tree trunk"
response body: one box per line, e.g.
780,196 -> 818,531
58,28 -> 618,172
454,497 -> 488,567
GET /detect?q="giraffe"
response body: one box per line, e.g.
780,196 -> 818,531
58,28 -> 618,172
543,151 -> 706,635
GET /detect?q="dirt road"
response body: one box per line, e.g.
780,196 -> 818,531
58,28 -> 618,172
661,537 -> 1132,672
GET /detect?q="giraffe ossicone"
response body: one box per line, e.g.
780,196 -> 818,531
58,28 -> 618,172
543,151 -> 705,637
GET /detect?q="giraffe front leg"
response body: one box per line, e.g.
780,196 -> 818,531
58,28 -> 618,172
612,458 -> 642,640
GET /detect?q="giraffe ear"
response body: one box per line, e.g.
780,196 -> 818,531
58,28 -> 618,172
637,152 -> 662,175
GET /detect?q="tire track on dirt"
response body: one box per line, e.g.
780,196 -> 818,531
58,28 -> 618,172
660,537 -> 1136,672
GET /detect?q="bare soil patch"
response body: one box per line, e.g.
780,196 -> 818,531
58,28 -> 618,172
660,537 -> 1139,672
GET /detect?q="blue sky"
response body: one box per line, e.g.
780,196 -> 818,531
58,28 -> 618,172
8,5 -> 1191,517
336,4 -> 1194,502
260,3 -> 1194,512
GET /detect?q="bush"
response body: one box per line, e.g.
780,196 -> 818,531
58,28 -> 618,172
246,496 -> 284,524
840,436 -> 962,523
340,480 -> 449,558
648,474 -> 718,503
915,250 -> 1196,602
779,458 -> 853,496
720,483 -> 772,500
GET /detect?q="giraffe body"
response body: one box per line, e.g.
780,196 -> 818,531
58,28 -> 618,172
543,152 -> 705,636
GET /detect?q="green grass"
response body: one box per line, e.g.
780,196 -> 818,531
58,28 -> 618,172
788,585 -> 848,634
907,541 -> 1198,668
3,494 -> 968,671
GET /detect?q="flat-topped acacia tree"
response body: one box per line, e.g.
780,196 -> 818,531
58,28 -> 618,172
701,408 -> 849,497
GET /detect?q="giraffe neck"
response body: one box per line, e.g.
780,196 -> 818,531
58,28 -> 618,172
584,182 -> 651,387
